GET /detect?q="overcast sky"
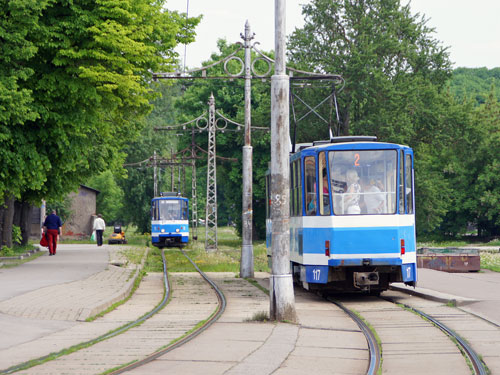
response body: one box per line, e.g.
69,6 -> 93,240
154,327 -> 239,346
166,0 -> 500,70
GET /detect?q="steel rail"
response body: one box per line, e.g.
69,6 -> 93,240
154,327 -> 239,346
327,298 -> 381,375
385,298 -> 488,375
108,248 -> 226,374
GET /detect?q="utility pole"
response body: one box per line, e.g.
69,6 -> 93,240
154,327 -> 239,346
153,150 -> 158,197
270,0 -> 297,322
241,21 -> 254,278
205,94 -> 218,251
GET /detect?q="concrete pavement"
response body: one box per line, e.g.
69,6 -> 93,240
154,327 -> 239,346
1,244 -> 500,374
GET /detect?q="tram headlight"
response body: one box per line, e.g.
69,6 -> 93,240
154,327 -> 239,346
176,228 -> 180,233
161,229 -> 165,233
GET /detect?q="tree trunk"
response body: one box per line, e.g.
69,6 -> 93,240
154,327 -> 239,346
20,201 -> 33,246
0,203 -> 4,250
1,196 -> 15,248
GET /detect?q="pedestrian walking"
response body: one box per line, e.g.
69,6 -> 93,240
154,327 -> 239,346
43,210 -> 63,256
93,214 -> 106,247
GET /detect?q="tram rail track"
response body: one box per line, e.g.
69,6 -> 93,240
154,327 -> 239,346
108,248 -> 226,374
326,297 -> 381,375
382,296 -> 488,375
324,290 -> 489,375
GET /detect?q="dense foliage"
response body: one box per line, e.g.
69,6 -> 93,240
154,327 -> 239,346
449,67 -> 500,104
0,0 -> 199,246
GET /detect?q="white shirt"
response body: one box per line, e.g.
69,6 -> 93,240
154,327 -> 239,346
93,217 -> 106,231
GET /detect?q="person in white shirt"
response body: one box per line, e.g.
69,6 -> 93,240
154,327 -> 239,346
93,214 -> 106,246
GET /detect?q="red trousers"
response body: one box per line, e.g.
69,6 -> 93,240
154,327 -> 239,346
46,229 -> 59,255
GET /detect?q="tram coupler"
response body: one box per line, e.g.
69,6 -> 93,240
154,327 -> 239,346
354,272 -> 379,289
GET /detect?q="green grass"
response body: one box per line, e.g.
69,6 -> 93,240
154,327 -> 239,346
480,251 -> 500,272
158,226 -> 270,274
165,227 -> 269,274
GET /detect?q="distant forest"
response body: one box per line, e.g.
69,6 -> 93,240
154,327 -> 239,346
449,67 -> 500,104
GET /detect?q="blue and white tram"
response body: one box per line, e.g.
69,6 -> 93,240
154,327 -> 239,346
266,136 -> 417,293
151,193 -> 189,248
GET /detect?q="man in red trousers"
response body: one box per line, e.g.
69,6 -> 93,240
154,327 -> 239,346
43,210 -> 63,256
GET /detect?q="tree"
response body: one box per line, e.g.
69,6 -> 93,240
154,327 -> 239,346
287,0 -> 459,234
0,0 -> 199,246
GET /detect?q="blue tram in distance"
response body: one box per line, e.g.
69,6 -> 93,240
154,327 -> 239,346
151,192 -> 189,248
266,136 -> 417,294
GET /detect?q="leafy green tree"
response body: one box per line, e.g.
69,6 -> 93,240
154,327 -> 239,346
287,0 -> 461,234
453,89 -> 500,237
1,0 -> 199,245
449,67 -> 500,104
0,0 -> 49,200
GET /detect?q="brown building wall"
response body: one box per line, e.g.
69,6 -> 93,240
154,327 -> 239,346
63,186 -> 97,237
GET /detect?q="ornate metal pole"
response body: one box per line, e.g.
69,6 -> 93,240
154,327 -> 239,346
241,21 -> 255,278
270,0 -> 297,322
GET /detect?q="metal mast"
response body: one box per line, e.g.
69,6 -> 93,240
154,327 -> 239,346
241,21 -> 255,278
205,94 -> 218,251
191,129 -> 198,240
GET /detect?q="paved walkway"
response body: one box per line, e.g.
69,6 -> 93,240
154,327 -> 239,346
1,245 -> 499,374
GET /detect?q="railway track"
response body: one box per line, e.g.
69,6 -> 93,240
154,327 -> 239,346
108,248 -> 227,374
382,296 -> 488,375
326,292 -> 488,375
327,297 -> 381,375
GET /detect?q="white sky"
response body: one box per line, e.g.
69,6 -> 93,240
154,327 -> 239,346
166,0 -> 500,70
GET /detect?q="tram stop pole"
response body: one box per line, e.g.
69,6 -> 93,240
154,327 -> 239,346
269,0 -> 297,322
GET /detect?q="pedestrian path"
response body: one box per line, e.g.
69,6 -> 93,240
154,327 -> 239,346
1,244 -> 499,375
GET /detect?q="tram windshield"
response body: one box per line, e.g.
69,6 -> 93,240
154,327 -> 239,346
329,150 -> 397,215
152,199 -> 188,220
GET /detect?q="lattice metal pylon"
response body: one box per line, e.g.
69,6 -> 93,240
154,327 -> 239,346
205,94 -> 218,251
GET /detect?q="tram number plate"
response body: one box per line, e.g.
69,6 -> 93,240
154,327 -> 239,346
306,265 -> 328,284
401,264 -> 415,282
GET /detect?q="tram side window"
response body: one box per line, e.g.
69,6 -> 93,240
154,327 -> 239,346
297,160 -> 302,215
181,200 -> 188,220
266,175 -> 270,219
289,164 -> 294,216
290,161 -> 300,217
399,150 -> 405,214
319,152 -> 330,215
405,154 -> 414,214
304,156 -> 316,216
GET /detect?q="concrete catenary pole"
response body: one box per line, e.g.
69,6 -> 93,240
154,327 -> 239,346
269,0 -> 297,322
241,20 -> 254,278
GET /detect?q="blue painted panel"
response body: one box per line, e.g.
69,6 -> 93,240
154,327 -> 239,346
399,224 -> 416,252
306,265 -> 329,284
302,227 -> 400,255
401,263 -> 416,282
328,258 -> 402,266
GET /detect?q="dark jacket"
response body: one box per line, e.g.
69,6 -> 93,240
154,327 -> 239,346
44,213 -> 62,230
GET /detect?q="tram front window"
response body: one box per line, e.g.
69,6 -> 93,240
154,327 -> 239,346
159,200 -> 183,220
329,150 -> 397,215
